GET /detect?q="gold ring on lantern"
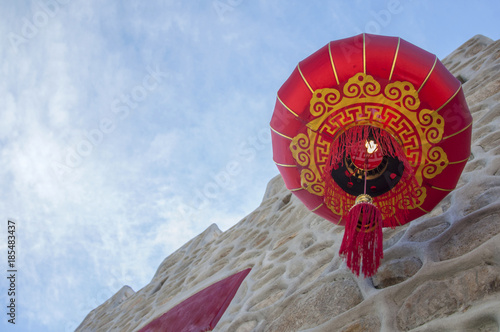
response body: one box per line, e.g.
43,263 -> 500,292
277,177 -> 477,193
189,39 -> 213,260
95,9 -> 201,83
354,194 -> 373,205
353,194 -> 379,233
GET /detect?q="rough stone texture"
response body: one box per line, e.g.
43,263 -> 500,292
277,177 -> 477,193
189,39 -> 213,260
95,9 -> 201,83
340,315 -> 381,332
77,35 -> 500,332
372,256 -> 422,289
396,264 -> 500,330
266,275 -> 363,332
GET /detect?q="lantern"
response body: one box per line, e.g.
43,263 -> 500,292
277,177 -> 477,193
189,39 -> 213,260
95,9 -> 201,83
270,34 -> 472,277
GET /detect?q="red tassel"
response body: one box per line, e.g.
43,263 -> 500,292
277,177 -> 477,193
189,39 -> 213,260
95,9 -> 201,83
339,198 -> 383,277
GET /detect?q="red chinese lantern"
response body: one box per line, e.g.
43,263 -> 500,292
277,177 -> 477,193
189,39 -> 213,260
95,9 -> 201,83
270,34 -> 472,277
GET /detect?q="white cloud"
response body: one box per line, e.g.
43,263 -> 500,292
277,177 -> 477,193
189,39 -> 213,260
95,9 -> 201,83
145,131 -> 179,165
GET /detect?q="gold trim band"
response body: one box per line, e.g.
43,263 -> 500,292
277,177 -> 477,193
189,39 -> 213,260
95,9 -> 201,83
297,64 -> 314,93
431,186 -> 453,192
277,95 -> 299,117
363,33 -> 366,74
270,126 -> 292,140
274,161 -> 296,168
418,56 -> 437,93
311,203 -> 323,212
442,122 -> 472,140
328,42 -> 340,85
448,156 -> 470,165
416,205 -> 430,214
436,86 -> 461,112
389,37 -> 400,81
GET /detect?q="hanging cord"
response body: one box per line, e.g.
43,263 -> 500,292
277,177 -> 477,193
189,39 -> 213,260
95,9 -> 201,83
363,148 -> 368,195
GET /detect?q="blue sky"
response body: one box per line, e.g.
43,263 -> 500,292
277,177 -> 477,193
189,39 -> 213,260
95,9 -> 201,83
0,1 -> 499,331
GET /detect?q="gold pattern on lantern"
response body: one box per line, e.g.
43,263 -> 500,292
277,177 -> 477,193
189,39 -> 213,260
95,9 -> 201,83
290,72 -> 448,217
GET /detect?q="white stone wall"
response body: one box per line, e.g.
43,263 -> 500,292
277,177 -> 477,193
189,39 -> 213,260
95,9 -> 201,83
76,35 -> 500,332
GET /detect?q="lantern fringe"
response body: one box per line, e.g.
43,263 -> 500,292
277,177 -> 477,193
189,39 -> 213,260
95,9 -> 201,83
326,125 -> 412,175
323,125 -> 420,277
323,125 -> 419,227
339,201 -> 383,277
